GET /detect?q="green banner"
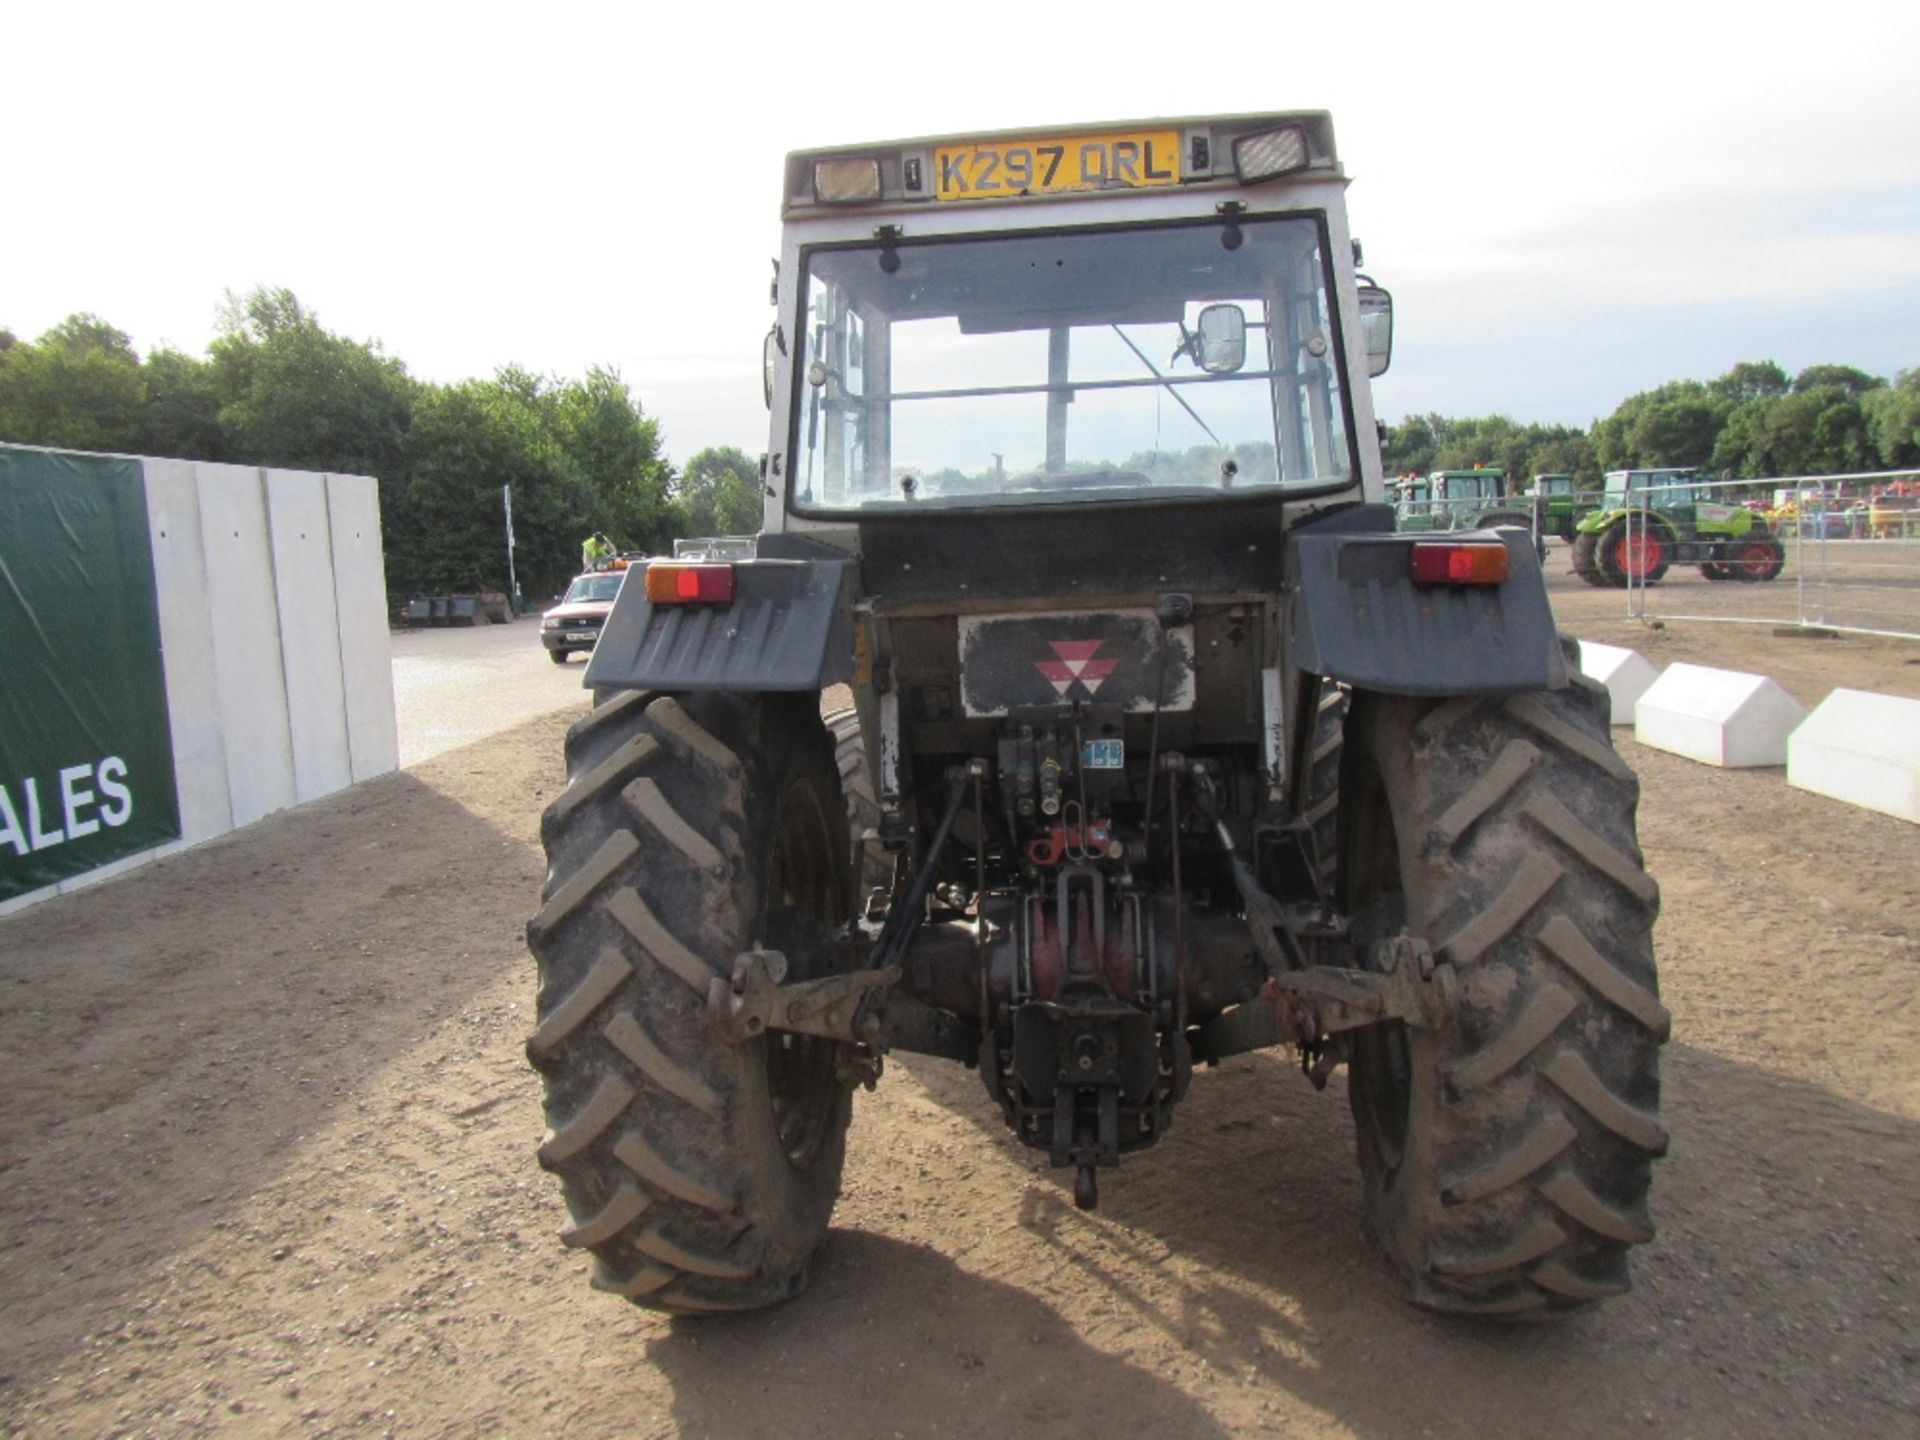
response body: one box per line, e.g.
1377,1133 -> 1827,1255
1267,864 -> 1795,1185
1,447 -> 181,900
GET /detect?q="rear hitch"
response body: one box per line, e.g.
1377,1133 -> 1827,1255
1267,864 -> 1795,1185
1183,761 -> 1458,1065
1189,934 -> 1455,1066
708,947 -> 980,1066
708,946 -> 899,1047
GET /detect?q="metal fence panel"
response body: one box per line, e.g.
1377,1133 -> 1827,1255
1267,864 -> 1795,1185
1600,471 -> 1920,641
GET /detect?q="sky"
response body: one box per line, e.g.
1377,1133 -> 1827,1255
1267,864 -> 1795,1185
6,1 -> 1918,467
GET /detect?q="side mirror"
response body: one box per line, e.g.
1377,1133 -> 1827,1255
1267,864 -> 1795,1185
1357,284 -> 1393,378
762,327 -> 778,408
1195,303 -> 1247,374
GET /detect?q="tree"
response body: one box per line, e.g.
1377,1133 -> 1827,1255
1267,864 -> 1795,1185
673,445 -> 763,536
394,366 -> 675,600
1708,360 -> 1790,406
1710,397 -> 1776,476
1863,370 -> 1920,468
207,286 -> 415,481
553,365 -> 676,550
1381,413 -> 1444,477
1591,380 -> 1730,472
1791,364 -> 1884,399
1522,427 -> 1598,486
139,347 -> 227,461
1718,386 -> 1873,477
0,313 -> 147,451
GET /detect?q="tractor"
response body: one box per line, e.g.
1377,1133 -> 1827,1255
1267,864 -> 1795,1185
526,112 -> 1666,1321
1528,473 -> 1599,543
1395,468 -> 1542,555
1572,468 -> 1784,586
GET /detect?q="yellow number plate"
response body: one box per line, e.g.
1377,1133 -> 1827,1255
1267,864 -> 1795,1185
933,130 -> 1182,202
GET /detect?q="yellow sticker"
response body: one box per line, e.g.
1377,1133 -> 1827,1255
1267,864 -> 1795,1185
932,130 -> 1182,202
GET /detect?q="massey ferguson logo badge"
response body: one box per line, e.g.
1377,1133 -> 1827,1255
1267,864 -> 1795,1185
1034,640 -> 1119,700
956,610 -> 1194,717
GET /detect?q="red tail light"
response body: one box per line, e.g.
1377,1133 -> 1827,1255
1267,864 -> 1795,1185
644,563 -> 736,605
1409,542 -> 1509,586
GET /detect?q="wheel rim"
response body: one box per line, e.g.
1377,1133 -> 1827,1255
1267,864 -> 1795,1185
1740,542 -> 1775,578
763,776 -> 843,1168
1353,1022 -> 1412,1173
1613,530 -> 1662,578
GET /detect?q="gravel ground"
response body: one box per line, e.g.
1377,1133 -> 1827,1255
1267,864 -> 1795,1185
389,619 -> 590,767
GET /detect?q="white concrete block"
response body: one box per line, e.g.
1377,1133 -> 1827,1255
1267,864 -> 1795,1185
142,457 -> 234,844
193,464 -> 297,826
1787,689 -> 1920,824
326,474 -> 399,781
1577,640 -> 1661,726
2,457 -> 399,919
265,469 -> 353,803
1634,662 -> 1809,768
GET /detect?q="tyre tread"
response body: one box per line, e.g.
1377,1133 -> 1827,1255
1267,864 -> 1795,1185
527,947 -> 632,1061
529,692 -> 852,1314
606,886 -> 716,994
529,831 -> 640,941
1350,679 -> 1665,1317
539,1075 -> 638,1166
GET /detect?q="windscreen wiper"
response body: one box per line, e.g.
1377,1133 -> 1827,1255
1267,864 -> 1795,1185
1110,325 -> 1221,446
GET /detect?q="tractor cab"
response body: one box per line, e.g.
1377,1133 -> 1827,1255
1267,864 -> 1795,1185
760,116 -> 1391,532
1602,467 -> 1699,506
1431,467 -> 1507,504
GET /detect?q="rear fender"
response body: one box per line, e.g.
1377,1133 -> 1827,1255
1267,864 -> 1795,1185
583,558 -> 856,692
1288,506 -> 1567,697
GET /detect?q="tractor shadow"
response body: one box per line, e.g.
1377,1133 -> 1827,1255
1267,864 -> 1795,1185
647,1229 -> 1233,1440
880,1038 -> 1919,1438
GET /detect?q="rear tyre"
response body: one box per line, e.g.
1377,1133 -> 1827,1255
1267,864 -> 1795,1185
1597,521 -> 1669,586
526,690 -> 853,1312
1569,531 -> 1608,587
1340,679 -> 1668,1318
824,707 -> 896,908
1733,535 -> 1785,582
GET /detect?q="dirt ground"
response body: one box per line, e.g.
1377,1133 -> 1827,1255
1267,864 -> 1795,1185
2,611 -> 1917,1437
1542,554 -> 1920,707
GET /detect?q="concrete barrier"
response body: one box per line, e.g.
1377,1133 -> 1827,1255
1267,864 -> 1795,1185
1787,689 -> 1920,824
1577,640 -> 1660,725
1,447 -> 396,915
1634,662 -> 1809,768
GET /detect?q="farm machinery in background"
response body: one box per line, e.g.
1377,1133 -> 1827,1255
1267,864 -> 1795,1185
1392,467 -> 1543,555
1572,468 -> 1785,586
1528,474 -> 1600,543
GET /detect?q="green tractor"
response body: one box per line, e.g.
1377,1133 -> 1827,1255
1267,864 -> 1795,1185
1527,474 -> 1599,544
1572,468 -> 1785,586
1394,467 -> 1542,554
